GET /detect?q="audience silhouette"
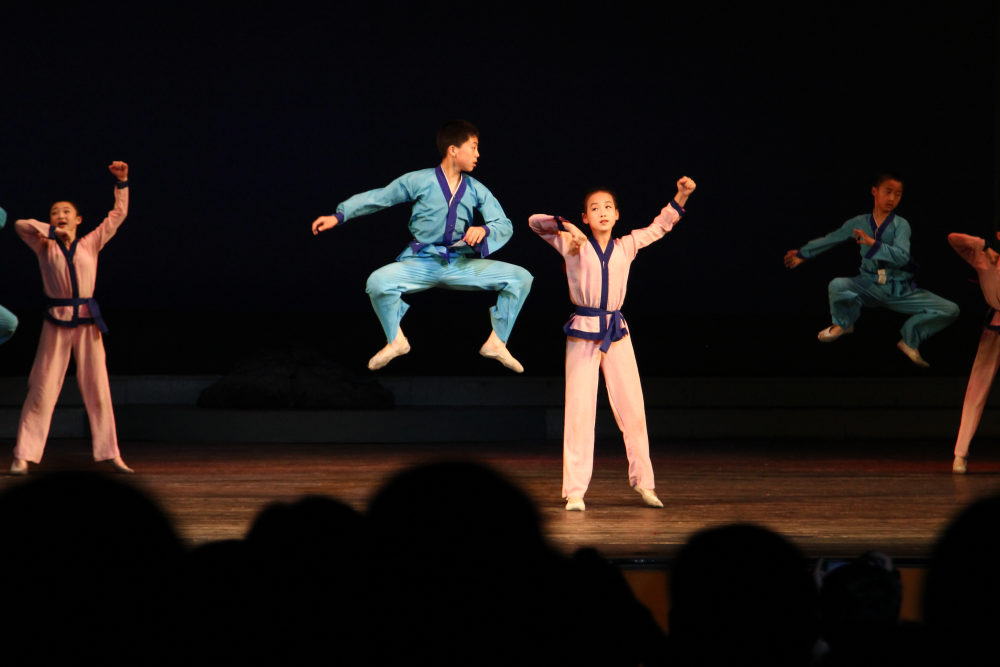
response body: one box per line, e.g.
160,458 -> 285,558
668,524 -> 819,667
0,465 -> 994,665
815,551 -> 926,666
924,493 -> 1000,664
0,472 -> 183,659
367,461 -> 666,666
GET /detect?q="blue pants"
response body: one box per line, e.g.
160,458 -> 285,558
366,256 -> 533,343
828,276 -> 959,349
0,304 -> 17,346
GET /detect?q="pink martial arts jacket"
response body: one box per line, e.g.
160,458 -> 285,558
949,233 -> 1000,329
16,183 -> 128,332
529,202 -> 684,351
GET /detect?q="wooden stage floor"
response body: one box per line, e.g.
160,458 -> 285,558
2,438 -> 999,561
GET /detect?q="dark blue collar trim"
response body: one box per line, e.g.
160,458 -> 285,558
869,212 -> 896,241
588,236 -> 613,310
434,166 -> 468,261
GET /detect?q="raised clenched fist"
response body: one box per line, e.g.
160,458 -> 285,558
109,161 -> 129,181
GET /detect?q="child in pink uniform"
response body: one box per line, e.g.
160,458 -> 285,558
530,177 -> 696,510
948,232 -> 1000,474
11,162 -> 133,475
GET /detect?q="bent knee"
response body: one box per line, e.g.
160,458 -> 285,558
0,314 -> 17,337
828,277 -> 854,294
366,270 -> 393,295
506,268 -> 534,291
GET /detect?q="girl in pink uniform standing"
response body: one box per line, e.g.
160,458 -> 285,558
529,176 -> 696,510
11,162 -> 133,475
947,231 -> 1000,474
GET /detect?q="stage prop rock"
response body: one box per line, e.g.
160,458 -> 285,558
198,344 -> 394,410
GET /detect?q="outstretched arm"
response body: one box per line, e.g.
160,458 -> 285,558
311,172 -> 416,236
949,232 -> 995,269
529,215 -> 587,255
81,161 -> 130,252
787,219 -> 857,268
625,176 -> 696,257
14,218 -> 52,253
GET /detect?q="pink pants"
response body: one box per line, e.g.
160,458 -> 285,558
14,322 -> 120,463
563,335 -> 654,498
955,327 -> 1000,457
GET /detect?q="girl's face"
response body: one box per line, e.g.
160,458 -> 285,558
49,202 -> 81,230
581,191 -> 619,232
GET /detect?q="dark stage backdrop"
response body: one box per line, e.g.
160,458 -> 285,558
0,5 -> 995,376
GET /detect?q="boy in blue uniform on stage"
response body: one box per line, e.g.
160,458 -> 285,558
311,120 -> 532,372
784,173 -> 958,367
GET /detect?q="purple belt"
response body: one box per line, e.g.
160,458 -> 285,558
46,298 -> 108,333
566,306 -> 627,353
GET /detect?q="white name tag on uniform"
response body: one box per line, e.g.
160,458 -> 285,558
877,268 -> 887,285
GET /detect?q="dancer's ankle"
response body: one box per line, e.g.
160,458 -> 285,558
483,329 -> 503,349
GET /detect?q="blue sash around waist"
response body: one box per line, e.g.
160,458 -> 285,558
46,297 -> 108,333
564,306 -> 627,353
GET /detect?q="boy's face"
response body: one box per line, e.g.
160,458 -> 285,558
581,192 -> 619,232
49,202 -> 81,230
871,179 -> 903,213
450,137 -> 479,172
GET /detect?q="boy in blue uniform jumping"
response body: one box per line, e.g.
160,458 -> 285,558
311,120 -> 532,372
784,173 -> 958,367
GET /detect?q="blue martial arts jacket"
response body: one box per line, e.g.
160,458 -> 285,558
333,166 -> 513,262
798,213 -> 916,296
0,206 -> 7,229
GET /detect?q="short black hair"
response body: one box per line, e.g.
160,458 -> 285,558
581,188 -> 619,213
437,120 -> 479,158
874,172 -> 904,189
50,200 -> 81,216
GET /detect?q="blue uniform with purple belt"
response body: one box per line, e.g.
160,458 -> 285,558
332,166 -> 532,343
0,207 -> 18,345
797,212 -> 959,349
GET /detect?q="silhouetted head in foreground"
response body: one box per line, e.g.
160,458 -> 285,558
248,496 -> 370,660
669,524 -> 819,667
924,493 -> 1000,663
819,552 -> 902,643
815,551 -> 923,666
368,460 -> 546,558
368,462 -> 569,665
0,472 -> 182,655
247,494 -> 367,563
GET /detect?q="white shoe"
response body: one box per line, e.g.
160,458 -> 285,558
634,486 -> 663,508
817,325 -> 854,343
565,497 -> 585,511
953,455 -> 968,474
9,459 -> 27,476
368,334 -> 411,371
897,340 -> 929,368
479,340 -> 524,373
108,457 -> 134,474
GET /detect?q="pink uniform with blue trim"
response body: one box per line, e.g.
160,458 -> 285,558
13,184 -> 127,464
530,203 -> 683,498
949,233 -> 1000,458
